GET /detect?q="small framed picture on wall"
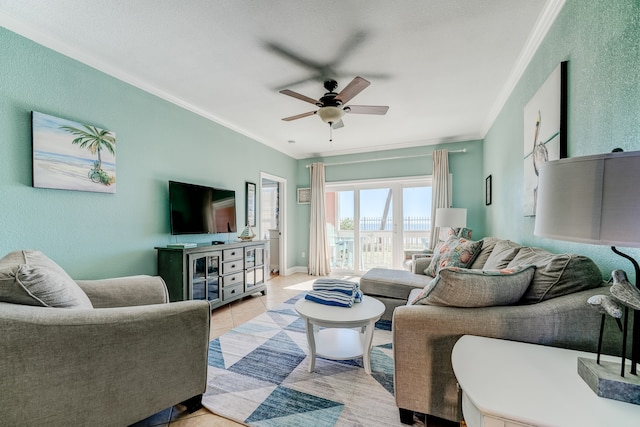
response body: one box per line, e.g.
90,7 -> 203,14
485,175 -> 492,206
297,188 -> 311,204
246,181 -> 256,227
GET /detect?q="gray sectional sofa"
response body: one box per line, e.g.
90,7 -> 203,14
360,237 -> 628,424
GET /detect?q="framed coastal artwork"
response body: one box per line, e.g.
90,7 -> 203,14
32,111 -> 116,193
523,61 -> 567,217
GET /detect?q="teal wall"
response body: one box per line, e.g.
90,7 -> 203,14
483,0 -> 640,281
0,27 -> 298,279
3,0 -> 638,281
294,140 -> 484,266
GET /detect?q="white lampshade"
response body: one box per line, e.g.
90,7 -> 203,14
434,208 -> 467,228
534,150 -> 640,247
317,106 -> 345,124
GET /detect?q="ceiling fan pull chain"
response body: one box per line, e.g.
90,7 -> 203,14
329,123 -> 333,142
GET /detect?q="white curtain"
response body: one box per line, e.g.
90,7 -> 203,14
429,149 -> 451,249
308,162 -> 331,276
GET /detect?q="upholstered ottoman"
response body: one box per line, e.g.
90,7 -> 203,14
360,268 -> 432,321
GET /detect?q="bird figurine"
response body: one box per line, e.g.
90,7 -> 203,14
587,294 -> 624,320
587,294 -> 624,364
610,269 -> 640,310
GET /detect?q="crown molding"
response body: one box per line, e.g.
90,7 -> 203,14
481,0 -> 566,137
0,9 -> 278,153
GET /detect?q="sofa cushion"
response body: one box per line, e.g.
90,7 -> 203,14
0,250 -> 93,308
507,247 -> 603,303
424,237 -> 483,277
482,240 -> 522,270
360,268 -> 432,300
409,265 -> 536,307
469,237 -> 498,270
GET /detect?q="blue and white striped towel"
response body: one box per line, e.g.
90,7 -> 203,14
312,279 -> 360,295
304,290 -> 355,307
354,289 -> 363,303
313,278 -> 359,285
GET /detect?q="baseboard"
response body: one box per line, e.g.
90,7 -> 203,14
285,266 -> 309,275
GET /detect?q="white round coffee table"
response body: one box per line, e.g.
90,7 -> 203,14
294,295 -> 385,374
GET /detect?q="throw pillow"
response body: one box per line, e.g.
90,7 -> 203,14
0,250 -> 93,308
482,240 -> 522,270
507,247 -> 603,303
0,249 -> 74,279
439,227 -> 473,242
423,237 -> 483,277
469,237 -> 498,269
410,265 -> 536,307
0,264 -> 93,308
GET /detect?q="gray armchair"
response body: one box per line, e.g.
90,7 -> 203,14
0,261 -> 211,426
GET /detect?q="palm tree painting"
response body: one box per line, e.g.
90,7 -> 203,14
32,111 -> 116,193
523,62 -> 567,216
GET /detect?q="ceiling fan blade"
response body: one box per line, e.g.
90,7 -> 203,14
332,119 -> 345,129
346,105 -> 389,115
336,76 -> 370,104
333,30 -> 367,64
279,89 -> 319,106
346,71 -> 392,80
265,41 -> 324,72
273,75 -> 318,91
282,111 -> 316,121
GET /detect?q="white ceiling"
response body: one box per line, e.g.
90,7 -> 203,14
0,0 -> 562,159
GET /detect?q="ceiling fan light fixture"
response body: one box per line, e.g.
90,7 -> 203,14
317,106 -> 345,124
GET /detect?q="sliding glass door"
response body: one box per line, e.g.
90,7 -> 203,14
326,177 -> 431,274
359,187 -> 394,270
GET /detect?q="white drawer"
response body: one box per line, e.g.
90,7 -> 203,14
223,248 -> 243,260
223,271 -> 244,287
222,259 -> 244,274
223,283 -> 243,300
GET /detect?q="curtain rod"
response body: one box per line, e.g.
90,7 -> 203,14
305,148 -> 467,168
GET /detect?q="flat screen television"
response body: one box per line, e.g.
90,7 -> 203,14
169,180 -> 237,235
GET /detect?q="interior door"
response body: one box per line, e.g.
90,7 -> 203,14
260,173 -> 286,276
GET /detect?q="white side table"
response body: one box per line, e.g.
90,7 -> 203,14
452,335 -> 640,427
294,295 -> 385,374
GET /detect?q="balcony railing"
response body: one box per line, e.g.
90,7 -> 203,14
331,216 -> 431,270
359,216 -> 430,231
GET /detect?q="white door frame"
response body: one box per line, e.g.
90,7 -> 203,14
260,172 -> 287,276
326,176 -> 431,272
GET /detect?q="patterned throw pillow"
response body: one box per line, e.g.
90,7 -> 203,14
410,265 -> 536,307
439,227 -> 473,241
423,237 -> 483,277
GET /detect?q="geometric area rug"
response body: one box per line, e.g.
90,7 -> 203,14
202,293 -> 404,426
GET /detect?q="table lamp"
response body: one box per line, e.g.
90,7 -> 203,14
434,207 -> 468,243
534,149 -> 640,403
435,207 -> 467,231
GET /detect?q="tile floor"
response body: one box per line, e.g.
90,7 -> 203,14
131,272 -> 457,427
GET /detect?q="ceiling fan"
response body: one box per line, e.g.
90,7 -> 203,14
265,30 -> 390,89
279,76 -> 389,140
